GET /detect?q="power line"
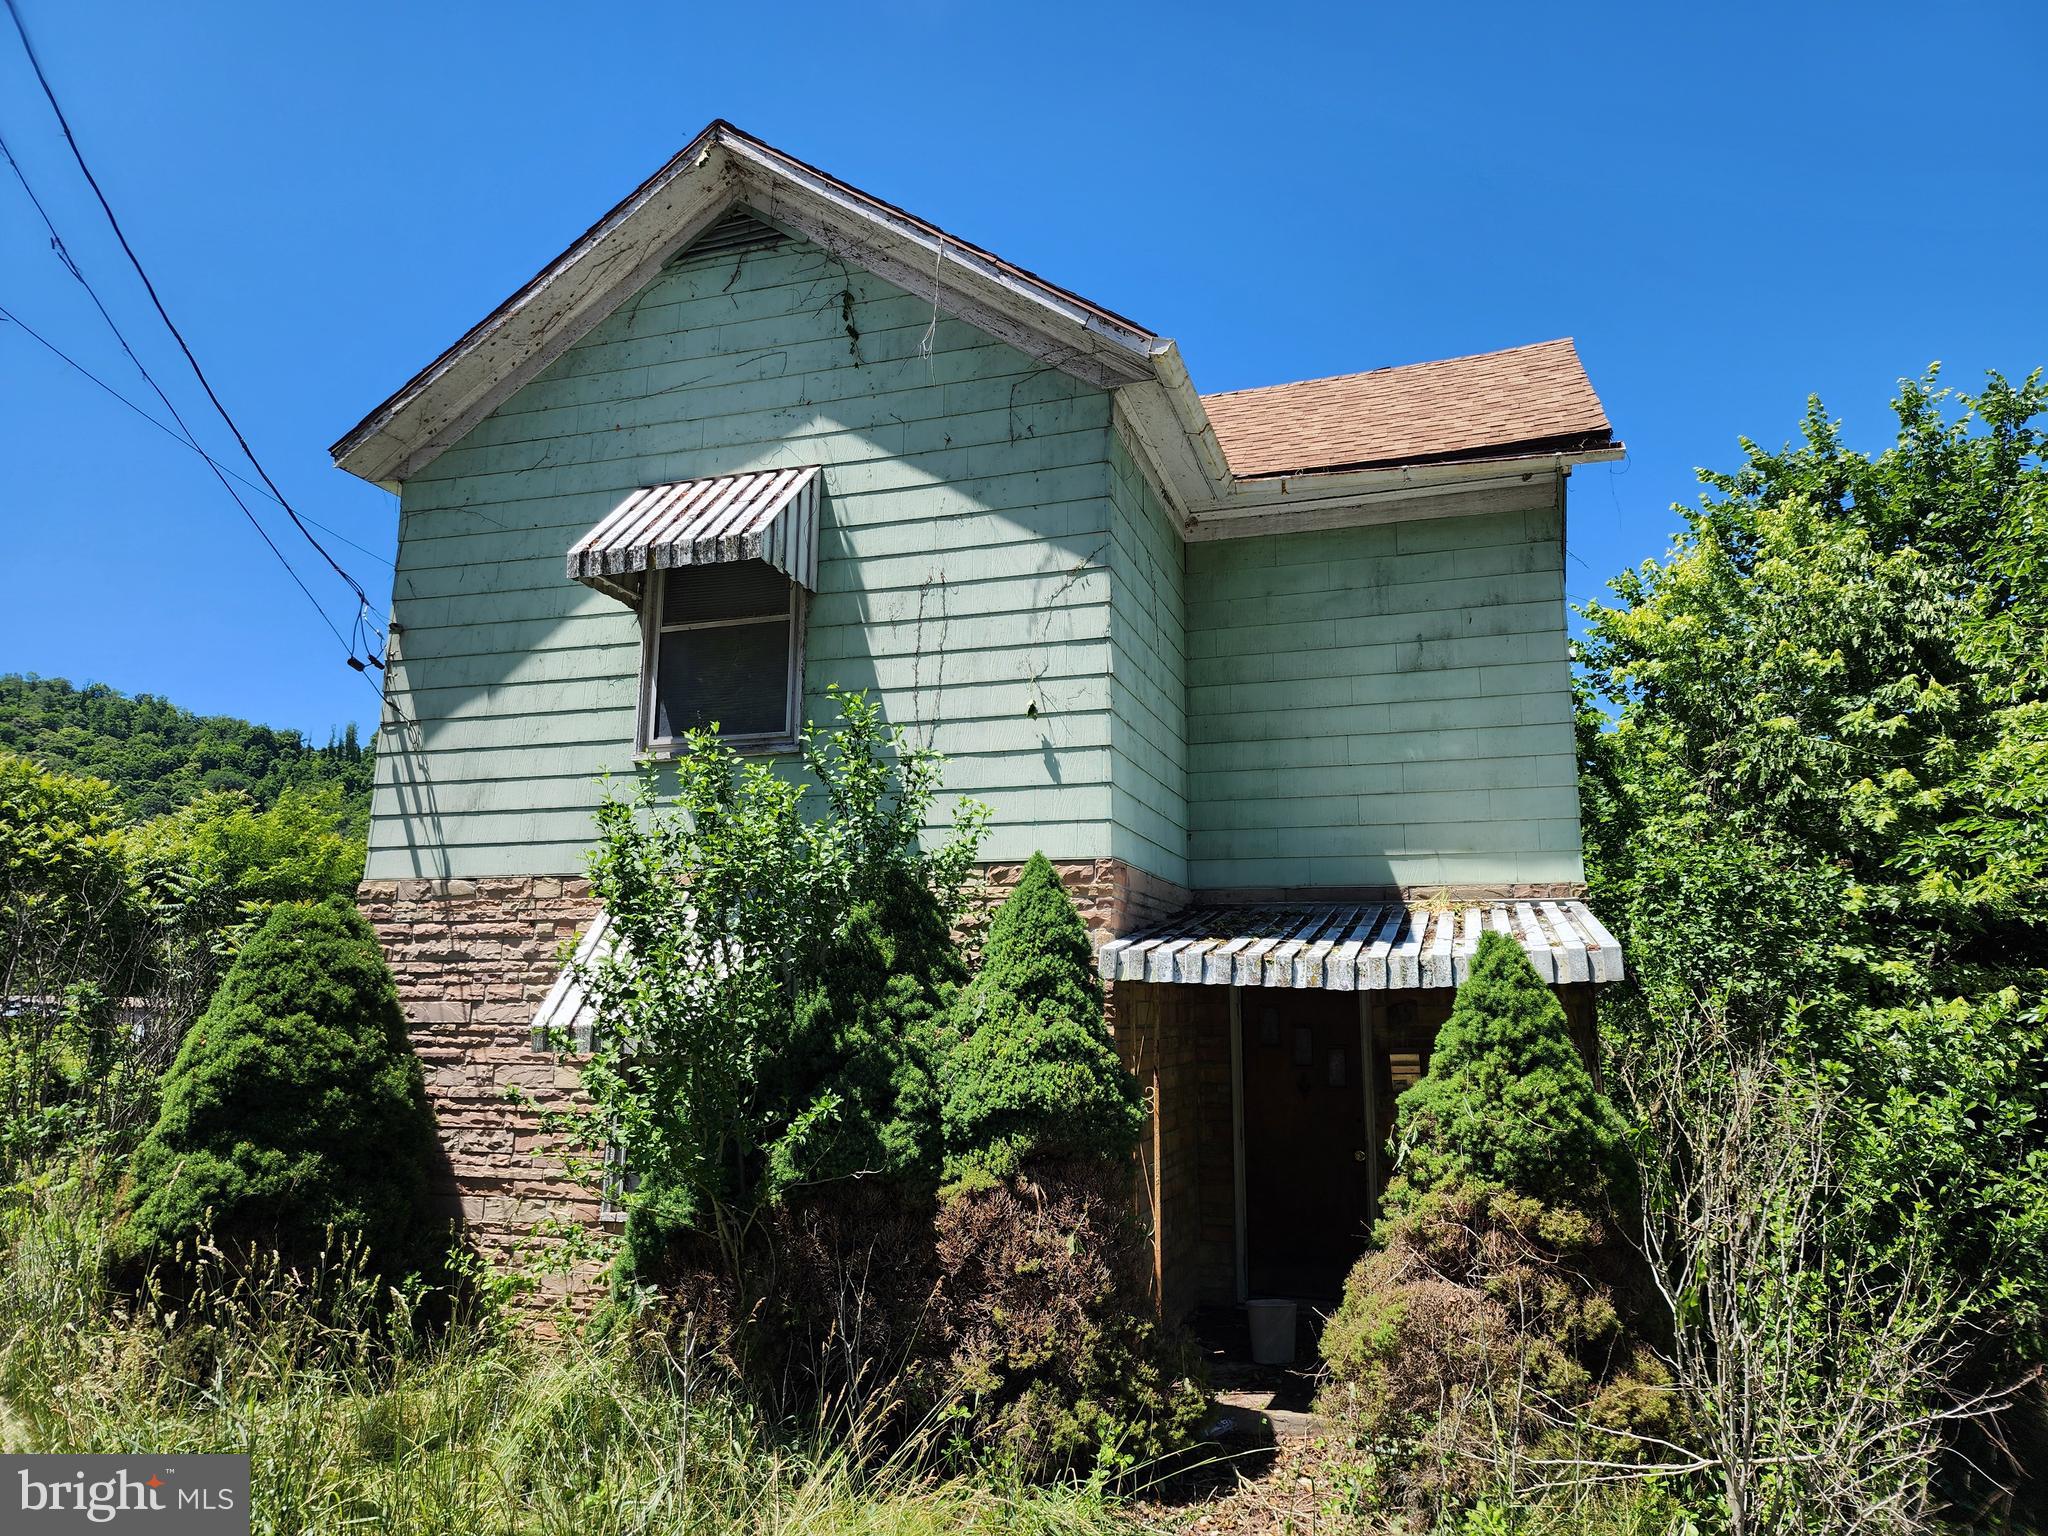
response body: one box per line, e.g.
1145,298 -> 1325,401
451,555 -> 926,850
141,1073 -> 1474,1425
0,140 -> 364,660
3,0 -> 382,651
0,300 -> 393,569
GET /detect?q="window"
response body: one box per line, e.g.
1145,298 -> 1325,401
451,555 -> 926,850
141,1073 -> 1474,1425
639,558 -> 803,753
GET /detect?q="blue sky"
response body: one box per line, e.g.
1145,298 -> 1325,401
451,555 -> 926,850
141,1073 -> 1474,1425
2,1 -> 2043,742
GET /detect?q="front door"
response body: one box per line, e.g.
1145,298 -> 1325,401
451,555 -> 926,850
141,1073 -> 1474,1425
1240,990 -> 1371,1298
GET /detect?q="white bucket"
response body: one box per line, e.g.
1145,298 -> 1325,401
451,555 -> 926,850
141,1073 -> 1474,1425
1245,1298 -> 1298,1365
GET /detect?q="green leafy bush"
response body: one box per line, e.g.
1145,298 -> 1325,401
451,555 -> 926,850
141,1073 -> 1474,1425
582,694 -> 983,1272
1,752 -> 155,1171
939,852 -> 1144,1185
114,898 -> 442,1287
1391,930 -> 1627,1214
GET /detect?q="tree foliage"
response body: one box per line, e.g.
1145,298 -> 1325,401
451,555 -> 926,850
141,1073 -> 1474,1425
114,898 -> 440,1283
939,852 -> 1144,1185
0,674 -> 372,826
576,691 -> 986,1276
1579,367 -> 2048,1355
1391,930 -> 1627,1214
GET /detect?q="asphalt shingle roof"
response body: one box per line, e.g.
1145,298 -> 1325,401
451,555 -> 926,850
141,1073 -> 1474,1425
1200,338 -> 1613,479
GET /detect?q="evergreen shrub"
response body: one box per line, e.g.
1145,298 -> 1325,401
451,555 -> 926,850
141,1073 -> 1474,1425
1391,929 -> 1628,1213
939,852 -> 1143,1185
115,898 -> 442,1286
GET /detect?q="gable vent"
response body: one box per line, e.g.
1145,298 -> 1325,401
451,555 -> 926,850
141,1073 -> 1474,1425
671,208 -> 786,265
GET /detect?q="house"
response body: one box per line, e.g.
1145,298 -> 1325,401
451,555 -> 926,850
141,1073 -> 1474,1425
335,121 -> 1624,1315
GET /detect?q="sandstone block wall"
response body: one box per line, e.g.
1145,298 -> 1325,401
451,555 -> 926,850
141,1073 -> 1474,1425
359,858 -> 1187,1307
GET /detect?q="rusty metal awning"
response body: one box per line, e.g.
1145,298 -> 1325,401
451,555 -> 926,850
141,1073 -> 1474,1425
1097,901 -> 1623,991
567,465 -> 821,605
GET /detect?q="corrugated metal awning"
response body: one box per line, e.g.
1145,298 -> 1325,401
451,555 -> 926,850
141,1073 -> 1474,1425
1097,900 -> 1623,991
566,465 -> 821,605
530,912 -> 614,1053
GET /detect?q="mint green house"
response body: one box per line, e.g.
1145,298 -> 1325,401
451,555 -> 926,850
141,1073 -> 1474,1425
335,122 -> 1624,1314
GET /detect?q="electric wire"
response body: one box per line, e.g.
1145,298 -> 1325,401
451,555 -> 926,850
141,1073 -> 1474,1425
0,300 -> 393,569
2,0 -> 383,651
0,148 -> 362,659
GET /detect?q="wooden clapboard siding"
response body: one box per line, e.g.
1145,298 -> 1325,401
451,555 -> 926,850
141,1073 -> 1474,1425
1182,503 -> 1584,890
369,223 -> 1122,879
1105,425 -> 1189,886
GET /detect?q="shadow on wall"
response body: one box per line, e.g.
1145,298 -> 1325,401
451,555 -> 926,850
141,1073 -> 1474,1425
368,228 -> 1124,881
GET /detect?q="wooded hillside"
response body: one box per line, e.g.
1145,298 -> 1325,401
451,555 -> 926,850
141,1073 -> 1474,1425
0,673 -> 372,822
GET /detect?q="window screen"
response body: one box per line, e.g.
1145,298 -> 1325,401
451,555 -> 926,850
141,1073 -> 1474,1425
647,559 -> 796,743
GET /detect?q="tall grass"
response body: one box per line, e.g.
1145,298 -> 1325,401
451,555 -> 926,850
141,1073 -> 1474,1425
0,1169 -> 1130,1536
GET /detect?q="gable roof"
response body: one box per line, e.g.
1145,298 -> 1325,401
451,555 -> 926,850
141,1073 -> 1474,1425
331,120 -> 1164,487
1200,339 -> 1612,479
331,123 -> 1623,530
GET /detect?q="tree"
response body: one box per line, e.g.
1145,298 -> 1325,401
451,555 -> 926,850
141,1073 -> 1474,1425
126,783 -> 367,1029
1579,369 -> 2048,1354
0,673 -> 373,824
1579,368 -> 2048,1521
939,851 -> 1144,1185
1320,933 -> 1653,1521
0,753 -> 154,1172
576,691 -> 985,1281
1391,930 -> 1627,1214
931,851 -> 1198,1475
114,898 -> 441,1285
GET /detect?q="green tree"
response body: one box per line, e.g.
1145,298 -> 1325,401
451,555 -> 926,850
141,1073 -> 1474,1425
115,898 -> 441,1284
1391,930 -> 1627,1213
0,752 -> 154,1170
577,691 -> 985,1278
1579,367 -> 2048,1354
938,851 -> 1144,1185
0,673 -> 373,824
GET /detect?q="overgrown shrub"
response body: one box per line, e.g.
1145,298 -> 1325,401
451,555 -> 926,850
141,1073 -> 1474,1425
1323,931 -> 1659,1520
1390,929 -> 1627,1214
113,898 -> 442,1289
931,853 -> 1199,1475
939,852 -> 1144,1185
581,694 -> 985,1414
932,1160 -> 1205,1477
1320,1179 -> 1678,1522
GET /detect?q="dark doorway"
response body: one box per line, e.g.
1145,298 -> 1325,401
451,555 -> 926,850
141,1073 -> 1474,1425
1240,990 -> 1371,1298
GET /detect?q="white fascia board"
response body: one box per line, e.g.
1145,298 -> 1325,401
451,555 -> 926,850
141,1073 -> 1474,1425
332,127 -> 1166,487
1180,447 -> 1624,542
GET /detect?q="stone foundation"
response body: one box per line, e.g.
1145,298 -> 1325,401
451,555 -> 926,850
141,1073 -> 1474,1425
359,858 -> 1188,1305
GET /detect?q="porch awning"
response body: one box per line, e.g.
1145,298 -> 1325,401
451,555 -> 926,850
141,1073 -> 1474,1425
1097,900 -> 1623,991
530,912 -> 614,1053
566,465 -> 821,605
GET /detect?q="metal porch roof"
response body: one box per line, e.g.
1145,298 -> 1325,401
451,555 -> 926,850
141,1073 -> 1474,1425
566,465 -> 821,606
1097,900 -> 1623,991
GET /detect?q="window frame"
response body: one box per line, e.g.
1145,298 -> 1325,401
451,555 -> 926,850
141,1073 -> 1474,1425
635,563 -> 807,759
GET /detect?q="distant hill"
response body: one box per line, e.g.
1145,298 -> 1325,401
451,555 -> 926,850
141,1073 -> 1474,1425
0,673 -> 373,822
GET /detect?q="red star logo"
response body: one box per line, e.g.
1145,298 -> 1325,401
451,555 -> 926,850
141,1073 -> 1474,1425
147,1476 -> 163,1488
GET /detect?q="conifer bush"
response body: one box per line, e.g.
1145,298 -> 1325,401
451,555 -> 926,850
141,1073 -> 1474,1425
1321,930 -> 1659,1518
114,897 -> 442,1286
939,852 -> 1144,1184
1391,929 -> 1627,1213
932,852 -> 1200,1475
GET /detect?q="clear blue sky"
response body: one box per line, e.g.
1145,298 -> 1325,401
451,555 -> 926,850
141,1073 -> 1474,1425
3,1 -> 2043,742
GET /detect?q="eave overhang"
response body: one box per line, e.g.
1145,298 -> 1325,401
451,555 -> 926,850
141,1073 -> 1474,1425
330,122 -> 1622,547
331,121 -> 1163,488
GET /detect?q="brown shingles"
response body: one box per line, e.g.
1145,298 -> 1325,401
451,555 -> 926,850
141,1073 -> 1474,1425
1200,338 -> 1613,479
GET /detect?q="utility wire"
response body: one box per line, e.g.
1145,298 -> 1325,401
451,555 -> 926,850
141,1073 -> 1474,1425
3,0 -> 382,650
0,134 -> 363,658
0,300 -> 393,569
